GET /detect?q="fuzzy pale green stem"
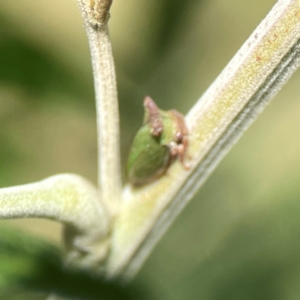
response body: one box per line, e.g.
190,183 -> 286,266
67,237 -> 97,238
76,0 -> 121,215
106,0 -> 300,278
0,174 -> 111,270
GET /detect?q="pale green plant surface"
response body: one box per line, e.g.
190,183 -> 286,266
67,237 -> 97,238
108,0 -> 300,278
0,2 -> 298,300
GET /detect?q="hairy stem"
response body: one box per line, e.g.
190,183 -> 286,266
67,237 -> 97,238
0,174 -> 111,270
106,0 -> 300,279
77,0 -> 121,215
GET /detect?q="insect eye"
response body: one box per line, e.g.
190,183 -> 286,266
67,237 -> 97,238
176,132 -> 183,143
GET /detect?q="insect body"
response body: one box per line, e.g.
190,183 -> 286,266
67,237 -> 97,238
126,96 -> 189,187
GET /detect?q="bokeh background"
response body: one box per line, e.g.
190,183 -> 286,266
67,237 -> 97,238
2,0 -> 300,299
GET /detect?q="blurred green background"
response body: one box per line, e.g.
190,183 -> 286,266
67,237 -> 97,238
2,0 -> 300,299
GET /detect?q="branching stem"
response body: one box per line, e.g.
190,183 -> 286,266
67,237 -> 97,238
0,174 -> 111,270
106,0 -> 300,279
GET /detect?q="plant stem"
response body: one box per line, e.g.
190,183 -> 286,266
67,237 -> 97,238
106,0 -> 300,279
0,174 -> 111,270
76,0 -> 121,216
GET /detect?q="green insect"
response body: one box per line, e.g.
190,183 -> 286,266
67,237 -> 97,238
126,96 -> 189,187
